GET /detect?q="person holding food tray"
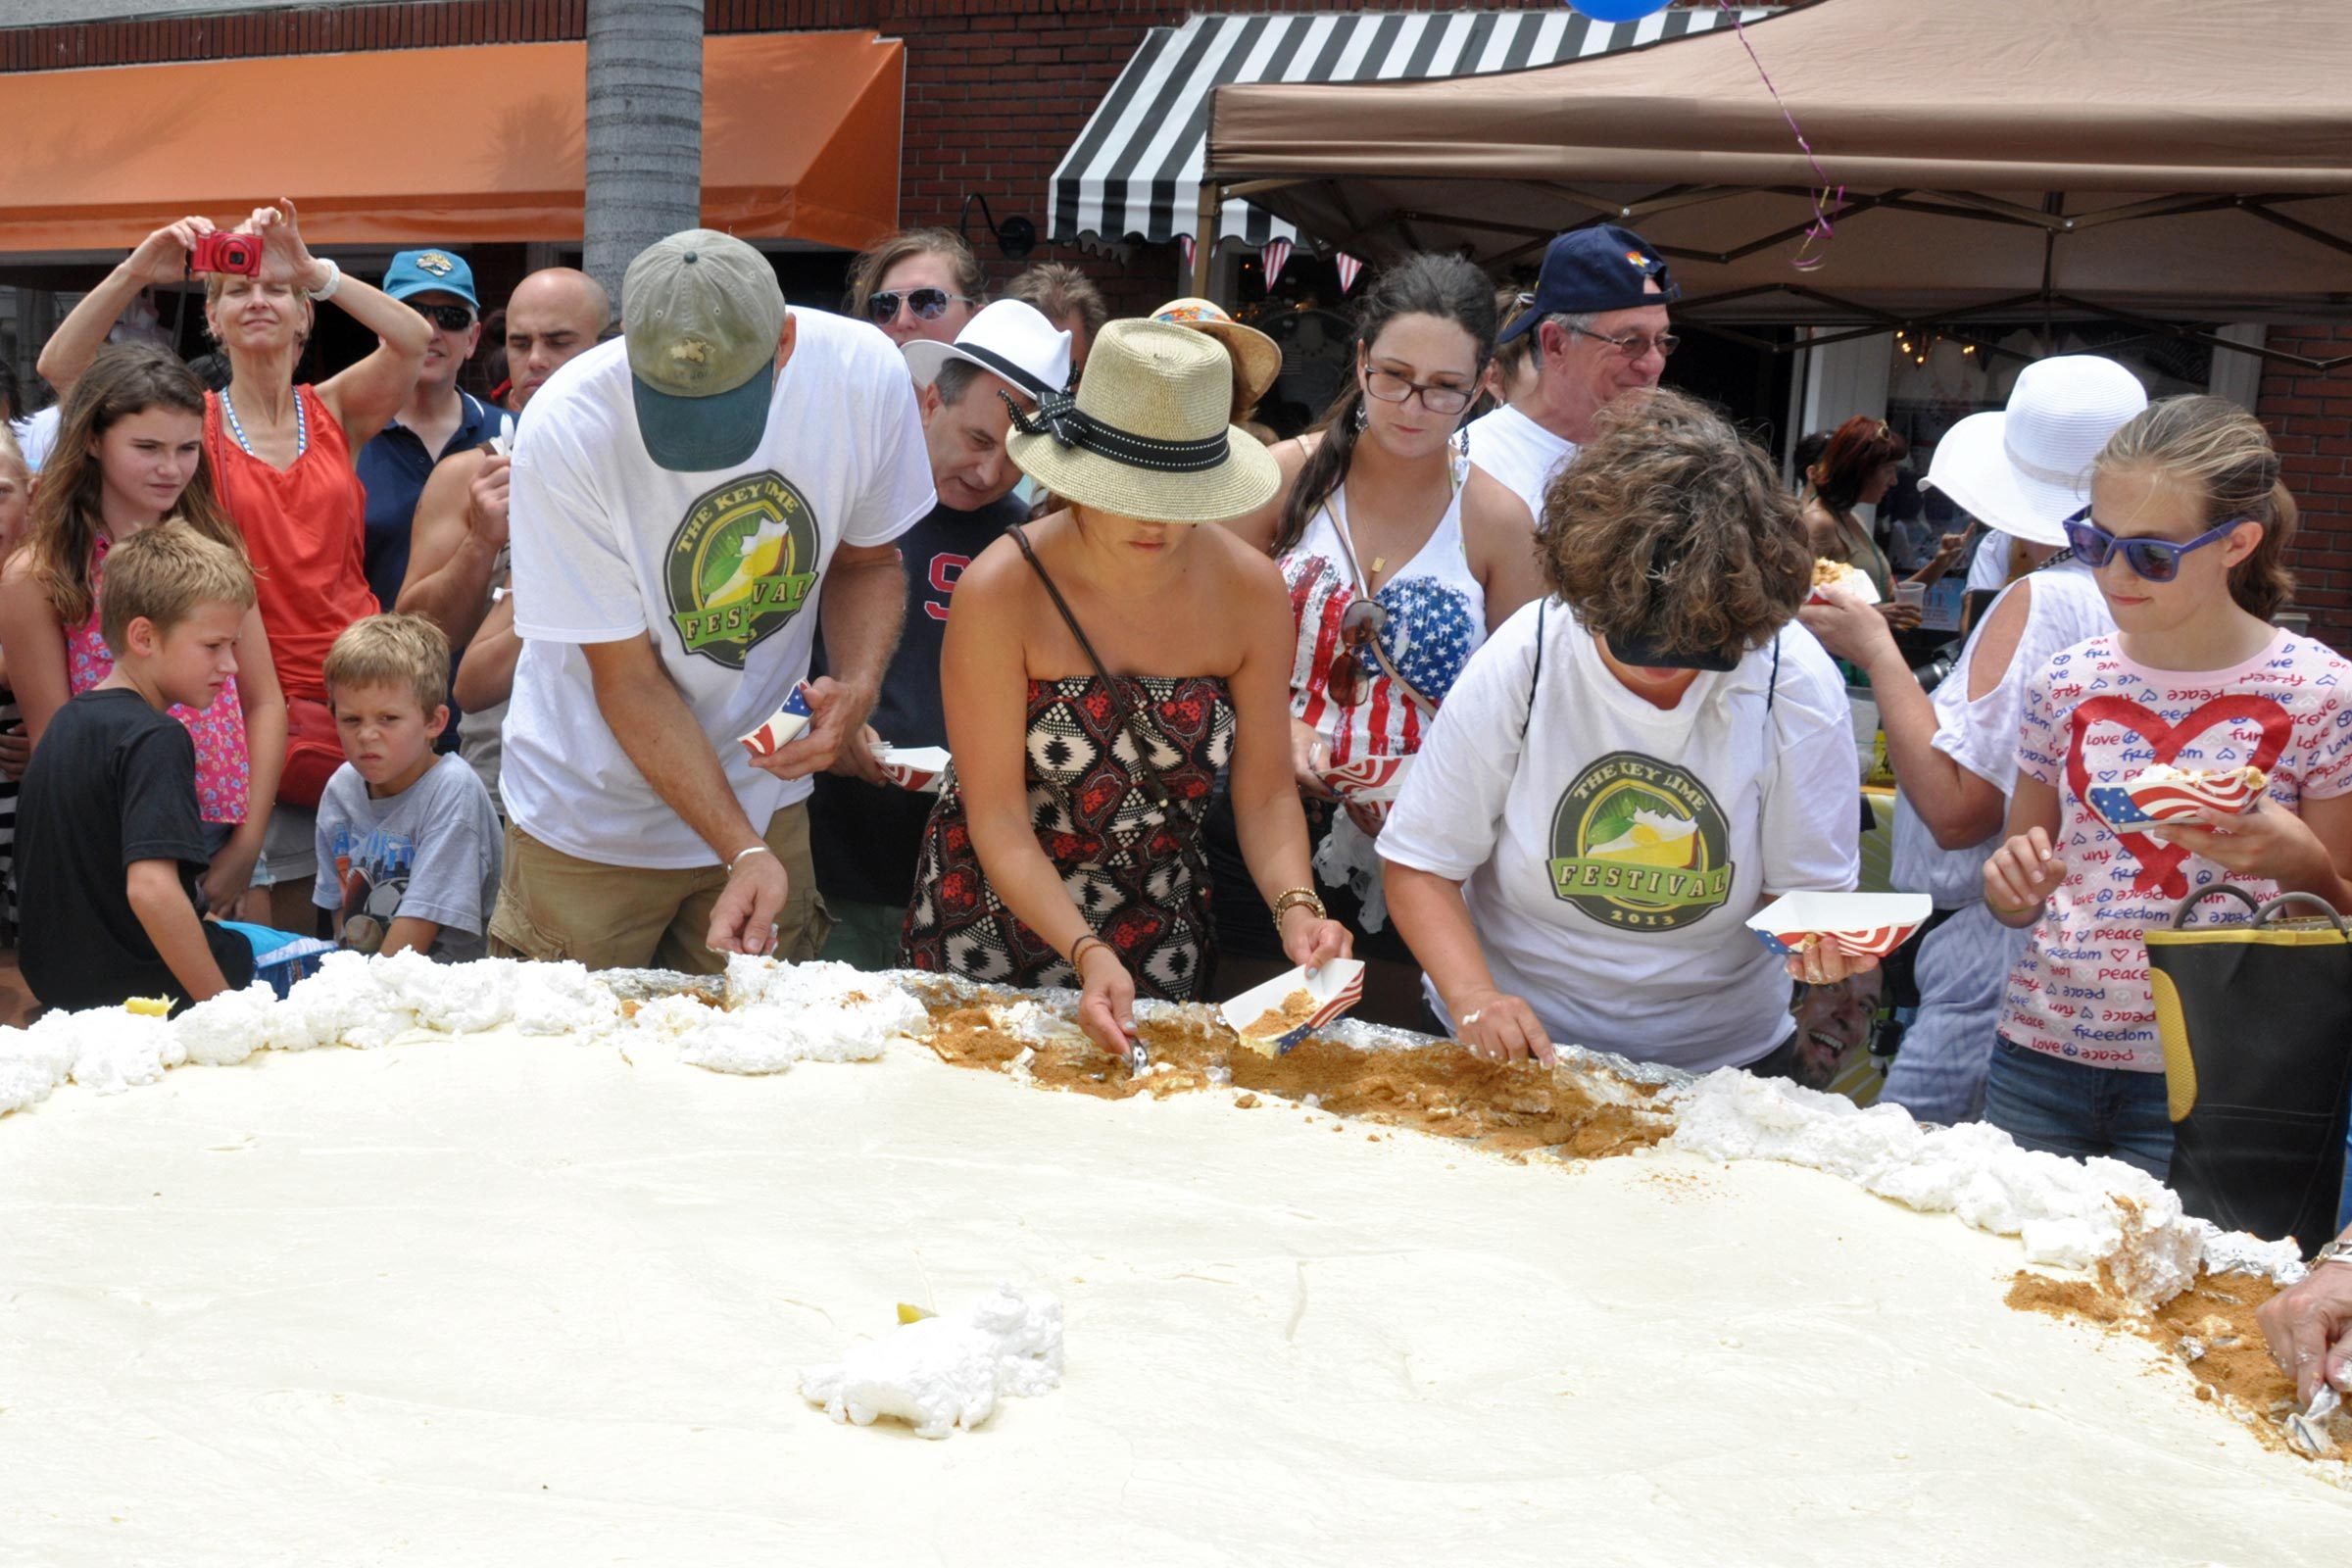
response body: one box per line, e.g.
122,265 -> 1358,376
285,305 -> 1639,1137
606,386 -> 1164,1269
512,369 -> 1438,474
901,320 -> 1350,1057
1983,397 -> 2352,1176
1380,391 -> 1872,1074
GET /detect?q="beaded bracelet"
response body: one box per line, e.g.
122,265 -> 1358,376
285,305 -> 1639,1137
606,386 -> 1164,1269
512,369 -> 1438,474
1068,934 -> 1114,974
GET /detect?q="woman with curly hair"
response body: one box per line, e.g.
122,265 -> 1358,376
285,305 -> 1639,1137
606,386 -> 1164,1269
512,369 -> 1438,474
1380,389 -> 1871,1073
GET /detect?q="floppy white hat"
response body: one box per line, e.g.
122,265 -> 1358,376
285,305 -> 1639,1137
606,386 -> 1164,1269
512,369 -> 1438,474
1004,318 -> 1279,525
1920,355 -> 2148,548
903,298 -> 1073,401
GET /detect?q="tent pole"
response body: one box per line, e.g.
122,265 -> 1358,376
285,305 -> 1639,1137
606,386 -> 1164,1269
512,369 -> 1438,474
1194,183 -> 1221,301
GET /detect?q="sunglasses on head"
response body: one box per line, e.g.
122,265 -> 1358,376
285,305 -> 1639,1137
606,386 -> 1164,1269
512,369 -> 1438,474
2062,506 -> 2250,583
415,302 -> 475,332
865,287 -> 973,324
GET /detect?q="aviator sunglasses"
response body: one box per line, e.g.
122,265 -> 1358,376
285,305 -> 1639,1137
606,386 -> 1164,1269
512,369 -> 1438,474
1325,598 -> 1391,708
2062,507 -> 2250,583
865,287 -> 975,324
414,302 -> 475,332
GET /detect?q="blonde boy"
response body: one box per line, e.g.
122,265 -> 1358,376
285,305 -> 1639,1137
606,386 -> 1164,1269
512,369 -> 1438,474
314,613 -> 501,959
16,523 -> 258,1008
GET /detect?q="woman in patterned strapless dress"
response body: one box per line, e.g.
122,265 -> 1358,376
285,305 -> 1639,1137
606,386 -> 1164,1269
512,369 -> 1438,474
902,319 -> 1351,1057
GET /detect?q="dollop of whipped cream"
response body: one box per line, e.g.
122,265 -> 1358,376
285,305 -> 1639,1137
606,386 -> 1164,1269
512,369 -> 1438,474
1666,1072 -> 2223,1305
801,1285 -> 1064,1440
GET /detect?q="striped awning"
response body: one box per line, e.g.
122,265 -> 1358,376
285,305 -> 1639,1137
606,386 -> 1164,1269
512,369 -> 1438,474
1051,8 -> 1766,252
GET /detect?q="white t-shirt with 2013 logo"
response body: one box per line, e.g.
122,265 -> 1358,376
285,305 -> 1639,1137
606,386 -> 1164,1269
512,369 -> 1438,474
503,315 -> 935,868
1379,602 -> 1859,1072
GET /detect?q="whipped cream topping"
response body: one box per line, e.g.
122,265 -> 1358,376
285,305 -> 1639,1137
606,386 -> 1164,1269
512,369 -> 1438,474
802,1284 -> 1064,1439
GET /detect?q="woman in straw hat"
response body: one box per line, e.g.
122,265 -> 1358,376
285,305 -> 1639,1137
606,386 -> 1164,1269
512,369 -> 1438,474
1209,253 -> 1544,1023
903,319 -> 1352,1057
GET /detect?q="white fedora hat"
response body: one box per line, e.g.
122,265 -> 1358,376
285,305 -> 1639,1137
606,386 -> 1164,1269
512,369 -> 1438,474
1921,355 -> 2148,547
903,298 -> 1072,402
1004,318 -> 1279,525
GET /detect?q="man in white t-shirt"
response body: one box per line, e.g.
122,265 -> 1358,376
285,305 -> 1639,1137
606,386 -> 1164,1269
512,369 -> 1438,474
491,230 -> 936,971
1460,224 -> 1677,526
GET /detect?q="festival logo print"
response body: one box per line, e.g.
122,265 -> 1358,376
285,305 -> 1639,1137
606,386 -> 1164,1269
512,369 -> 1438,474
1547,751 -> 1734,931
664,471 -> 821,669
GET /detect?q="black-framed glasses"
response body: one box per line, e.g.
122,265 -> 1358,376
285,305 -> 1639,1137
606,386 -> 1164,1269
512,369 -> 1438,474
865,287 -> 974,323
2062,507 -> 2250,583
1570,324 -> 1680,361
415,302 -> 475,332
1325,598 -> 1391,708
1361,365 -> 1477,416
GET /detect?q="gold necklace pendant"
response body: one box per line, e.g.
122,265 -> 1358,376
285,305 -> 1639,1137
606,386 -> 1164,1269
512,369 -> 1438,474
1370,556 -> 1388,575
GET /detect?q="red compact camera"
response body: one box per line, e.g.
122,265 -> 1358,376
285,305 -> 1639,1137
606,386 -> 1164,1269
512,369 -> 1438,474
190,231 -> 262,276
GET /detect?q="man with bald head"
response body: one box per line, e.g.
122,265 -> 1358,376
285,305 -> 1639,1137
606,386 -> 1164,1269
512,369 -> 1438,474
397,267 -> 612,803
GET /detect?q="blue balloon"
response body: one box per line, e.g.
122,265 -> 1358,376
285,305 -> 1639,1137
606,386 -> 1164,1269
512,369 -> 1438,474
1568,0 -> 1673,21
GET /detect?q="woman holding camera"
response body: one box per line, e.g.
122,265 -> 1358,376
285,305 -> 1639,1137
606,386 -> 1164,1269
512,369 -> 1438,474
39,202 -> 430,926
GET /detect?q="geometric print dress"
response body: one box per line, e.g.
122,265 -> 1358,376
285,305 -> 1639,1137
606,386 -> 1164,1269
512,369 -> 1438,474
900,673 -> 1234,1000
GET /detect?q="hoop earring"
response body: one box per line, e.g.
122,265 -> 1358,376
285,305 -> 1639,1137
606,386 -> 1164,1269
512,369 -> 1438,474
1352,400 -> 1369,434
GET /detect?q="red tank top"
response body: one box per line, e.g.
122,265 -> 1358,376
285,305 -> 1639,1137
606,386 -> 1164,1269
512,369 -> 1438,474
204,385 -> 378,702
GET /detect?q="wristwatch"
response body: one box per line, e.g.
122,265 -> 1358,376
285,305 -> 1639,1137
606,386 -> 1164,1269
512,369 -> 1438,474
2316,1238 -> 2352,1270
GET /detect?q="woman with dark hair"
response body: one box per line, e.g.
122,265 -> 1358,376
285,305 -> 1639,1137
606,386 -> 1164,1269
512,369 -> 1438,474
1214,253 -> 1544,1012
1381,389 -> 1871,1073
1801,416 -> 1922,631
846,228 -> 986,350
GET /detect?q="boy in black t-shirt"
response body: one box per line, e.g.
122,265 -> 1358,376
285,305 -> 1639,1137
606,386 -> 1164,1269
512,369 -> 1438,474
16,522 -> 258,1010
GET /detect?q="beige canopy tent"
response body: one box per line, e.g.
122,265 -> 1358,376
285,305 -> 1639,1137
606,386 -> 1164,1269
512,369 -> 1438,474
1201,0 -> 2352,368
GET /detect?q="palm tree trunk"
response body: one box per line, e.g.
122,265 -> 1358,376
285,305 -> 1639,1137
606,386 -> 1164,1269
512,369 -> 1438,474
584,0 -> 705,310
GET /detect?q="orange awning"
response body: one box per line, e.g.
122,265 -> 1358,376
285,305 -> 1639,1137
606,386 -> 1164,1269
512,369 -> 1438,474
2,30 -> 904,253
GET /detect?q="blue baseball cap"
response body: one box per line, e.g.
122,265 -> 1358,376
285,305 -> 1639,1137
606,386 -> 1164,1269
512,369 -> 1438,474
1497,223 -> 1678,345
382,248 -> 479,311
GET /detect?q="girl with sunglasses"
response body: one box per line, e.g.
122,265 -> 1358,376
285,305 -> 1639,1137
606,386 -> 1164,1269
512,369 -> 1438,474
1211,254 -> 1544,1020
846,228 -> 984,350
1984,396 -> 2352,1175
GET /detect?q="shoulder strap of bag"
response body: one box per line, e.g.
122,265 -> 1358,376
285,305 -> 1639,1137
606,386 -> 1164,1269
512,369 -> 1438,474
1520,599 -> 1547,742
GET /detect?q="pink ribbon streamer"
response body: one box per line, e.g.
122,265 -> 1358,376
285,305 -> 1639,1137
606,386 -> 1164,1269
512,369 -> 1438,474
1715,2 -> 1842,271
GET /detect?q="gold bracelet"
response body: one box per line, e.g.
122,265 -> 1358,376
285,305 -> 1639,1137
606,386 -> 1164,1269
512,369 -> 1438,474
1270,886 -> 1327,934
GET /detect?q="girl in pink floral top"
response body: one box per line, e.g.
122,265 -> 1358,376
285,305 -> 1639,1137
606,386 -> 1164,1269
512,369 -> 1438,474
1984,398 -> 2352,1176
0,346 -> 285,914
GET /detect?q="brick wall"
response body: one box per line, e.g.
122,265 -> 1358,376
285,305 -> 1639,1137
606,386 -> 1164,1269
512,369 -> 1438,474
2261,325 -> 2352,653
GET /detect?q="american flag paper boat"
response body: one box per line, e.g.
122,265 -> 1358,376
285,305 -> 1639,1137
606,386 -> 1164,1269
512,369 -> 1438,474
1747,892 -> 1931,961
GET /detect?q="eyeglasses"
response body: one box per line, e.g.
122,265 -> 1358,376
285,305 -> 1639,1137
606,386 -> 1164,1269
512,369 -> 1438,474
1362,365 -> 1476,416
2062,507 -> 2250,582
1325,598 -> 1390,709
415,302 -> 475,332
1569,324 -> 1680,361
865,287 -> 974,324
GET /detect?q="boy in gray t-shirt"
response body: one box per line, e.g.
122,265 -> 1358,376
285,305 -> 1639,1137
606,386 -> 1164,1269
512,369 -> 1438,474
312,615 -> 502,960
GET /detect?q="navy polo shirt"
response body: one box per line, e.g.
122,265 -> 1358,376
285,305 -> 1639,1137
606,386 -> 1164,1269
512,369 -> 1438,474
356,390 -> 513,612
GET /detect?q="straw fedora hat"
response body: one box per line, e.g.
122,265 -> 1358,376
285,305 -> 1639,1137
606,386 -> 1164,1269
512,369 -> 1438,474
1150,297 -> 1284,413
1004,318 -> 1280,524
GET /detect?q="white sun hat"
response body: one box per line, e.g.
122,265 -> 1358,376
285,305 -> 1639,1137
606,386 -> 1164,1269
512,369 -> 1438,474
1920,355 -> 2149,547
903,298 -> 1072,402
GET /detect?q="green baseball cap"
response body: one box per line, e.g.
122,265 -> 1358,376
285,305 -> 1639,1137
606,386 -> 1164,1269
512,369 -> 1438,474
622,229 -> 786,472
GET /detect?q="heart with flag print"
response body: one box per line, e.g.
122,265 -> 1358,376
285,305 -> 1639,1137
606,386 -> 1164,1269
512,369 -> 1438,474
2066,694 -> 2292,899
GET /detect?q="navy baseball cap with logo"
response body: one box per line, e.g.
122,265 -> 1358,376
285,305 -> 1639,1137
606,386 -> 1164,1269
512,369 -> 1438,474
1497,223 -> 1679,345
382,248 -> 480,311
